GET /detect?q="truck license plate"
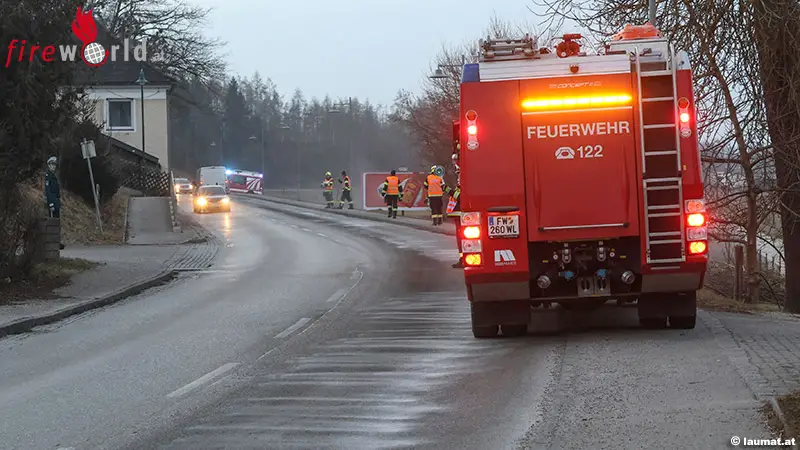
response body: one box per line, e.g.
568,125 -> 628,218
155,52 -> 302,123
488,215 -> 519,238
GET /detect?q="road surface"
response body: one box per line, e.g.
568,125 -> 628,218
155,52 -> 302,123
0,195 -> 772,450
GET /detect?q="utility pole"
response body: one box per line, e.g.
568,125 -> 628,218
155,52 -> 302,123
648,0 -> 656,24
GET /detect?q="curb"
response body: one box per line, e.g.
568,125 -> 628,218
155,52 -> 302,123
769,397 -> 799,448
0,270 -> 176,339
237,194 -> 457,237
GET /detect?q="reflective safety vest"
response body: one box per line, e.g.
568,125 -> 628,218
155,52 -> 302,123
425,174 -> 444,197
322,178 -> 334,191
385,176 -> 399,195
343,175 -> 351,191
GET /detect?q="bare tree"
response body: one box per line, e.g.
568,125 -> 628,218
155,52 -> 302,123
391,17 -> 528,172
749,0 -> 800,312
93,0 -> 226,83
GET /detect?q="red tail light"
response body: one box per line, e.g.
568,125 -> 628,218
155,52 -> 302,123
463,225 -> 480,239
685,199 -> 708,257
678,97 -> 692,137
687,213 -> 705,227
465,110 -> 479,150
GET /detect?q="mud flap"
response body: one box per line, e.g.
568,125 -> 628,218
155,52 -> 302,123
471,300 -> 530,327
637,291 -> 697,320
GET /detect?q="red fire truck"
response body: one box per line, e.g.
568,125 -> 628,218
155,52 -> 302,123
456,24 -> 708,338
226,169 -> 263,195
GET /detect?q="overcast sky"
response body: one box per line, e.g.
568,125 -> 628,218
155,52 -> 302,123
190,0 -> 549,106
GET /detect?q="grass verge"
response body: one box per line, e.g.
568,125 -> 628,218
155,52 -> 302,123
697,288 -> 782,314
763,391 -> 800,442
0,257 -> 98,304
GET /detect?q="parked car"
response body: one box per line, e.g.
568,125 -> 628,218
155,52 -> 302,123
174,177 -> 193,194
193,185 -> 231,213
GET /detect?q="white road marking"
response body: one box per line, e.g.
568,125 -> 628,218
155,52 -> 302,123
274,318 -> 312,339
167,363 -> 240,399
301,227 -> 312,232
317,232 -> 327,237
290,224 -> 298,228
325,287 -> 349,303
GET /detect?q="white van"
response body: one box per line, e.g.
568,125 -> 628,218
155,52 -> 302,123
197,166 -> 228,192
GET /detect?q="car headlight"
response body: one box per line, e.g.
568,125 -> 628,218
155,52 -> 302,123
196,197 -> 207,206
189,184 -> 194,190
221,197 -> 229,204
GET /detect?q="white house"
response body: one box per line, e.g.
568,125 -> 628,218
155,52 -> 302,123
74,27 -> 173,171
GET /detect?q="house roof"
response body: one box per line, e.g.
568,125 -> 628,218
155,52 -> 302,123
73,22 -> 174,87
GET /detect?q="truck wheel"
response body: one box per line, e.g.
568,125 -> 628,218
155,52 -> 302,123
470,302 -> 499,338
638,293 -> 667,329
669,291 -> 697,329
502,324 -> 527,337
639,317 -> 667,329
670,316 -> 696,329
472,324 -> 499,338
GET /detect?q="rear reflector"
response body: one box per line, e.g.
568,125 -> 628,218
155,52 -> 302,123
462,239 -> 482,253
686,227 -> 707,241
685,199 -> 705,213
461,212 -> 481,226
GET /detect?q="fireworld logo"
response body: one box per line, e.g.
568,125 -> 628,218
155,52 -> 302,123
5,8 -> 151,68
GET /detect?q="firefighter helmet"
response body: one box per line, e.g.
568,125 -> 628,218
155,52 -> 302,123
325,171 -> 331,177
430,165 -> 436,174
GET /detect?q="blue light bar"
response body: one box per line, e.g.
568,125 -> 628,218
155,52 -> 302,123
225,169 -> 233,175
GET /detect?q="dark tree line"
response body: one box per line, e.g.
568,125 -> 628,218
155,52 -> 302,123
168,76 -> 416,188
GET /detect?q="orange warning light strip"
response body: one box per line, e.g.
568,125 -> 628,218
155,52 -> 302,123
521,94 -> 633,110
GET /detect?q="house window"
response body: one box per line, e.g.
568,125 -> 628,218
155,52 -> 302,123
107,99 -> 134,130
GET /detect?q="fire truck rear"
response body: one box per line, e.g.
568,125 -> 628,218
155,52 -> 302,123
457,24 -> 709,338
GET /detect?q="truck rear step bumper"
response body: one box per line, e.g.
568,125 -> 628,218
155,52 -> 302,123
469,281 -> 529,302
641,271 -> 702,293
468,271 -> 704,302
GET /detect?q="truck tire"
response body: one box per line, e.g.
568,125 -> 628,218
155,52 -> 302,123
470,303 -> 499,338
669,291 -> 697,329
502,324 -> 527,337
639,317 -> 667,329
472,324 -> 499,338
637,293 -> 667,329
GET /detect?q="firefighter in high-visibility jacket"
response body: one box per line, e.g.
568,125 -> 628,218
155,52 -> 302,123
380,170 -> 403,219
424,166 -> 448,226
338,170 -> 353,209
321,172 -> 335,208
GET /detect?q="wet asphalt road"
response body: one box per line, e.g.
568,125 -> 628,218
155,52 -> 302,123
0,196 -> 772,449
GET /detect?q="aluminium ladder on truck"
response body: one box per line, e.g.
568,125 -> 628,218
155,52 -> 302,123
628,40 -> 687,267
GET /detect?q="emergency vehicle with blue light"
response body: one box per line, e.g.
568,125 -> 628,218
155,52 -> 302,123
455,23 -> 709,338
226,169 -> 263,195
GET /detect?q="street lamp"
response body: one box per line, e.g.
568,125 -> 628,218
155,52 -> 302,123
429,55 -> 467,79
135,68 -> 147,177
